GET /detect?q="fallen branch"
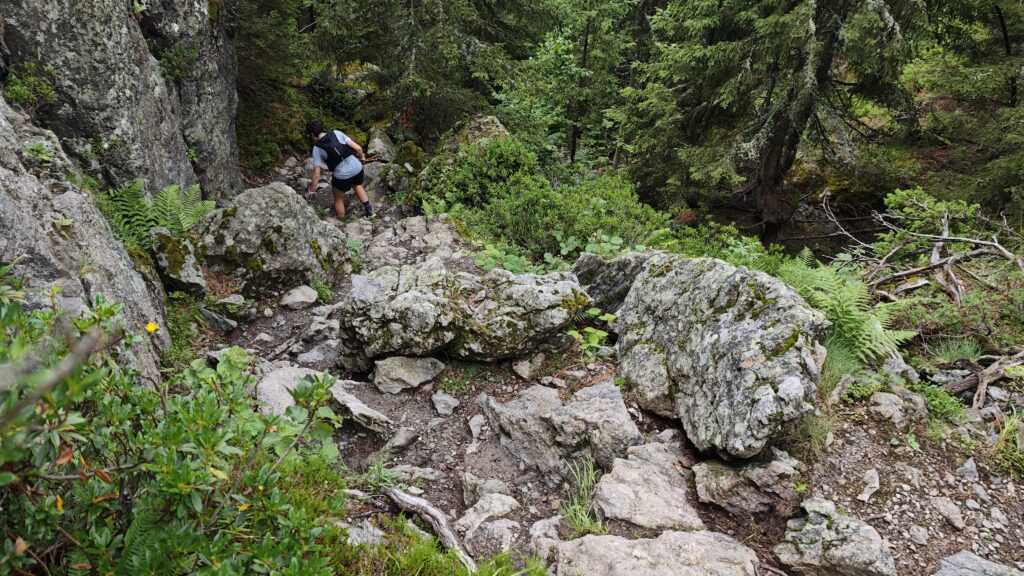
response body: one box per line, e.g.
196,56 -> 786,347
383,487 -> 477,573
943,350 -> 1024,407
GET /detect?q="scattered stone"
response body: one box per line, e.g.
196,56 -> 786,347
774,498 -> 897,576
594,441 -> 704,531
693,448 -> 805,518
869,387 -> 927,428
932,551 -> 1024,575
858,468 -> 880,503
957,458 -> 980,482
431,392 -> 460,416
384,428 -> 419,453
512,352 -> 545,380
454,493 -> 519,536
390,465 -> 447,483
338,519 -> 386,547
300,316 -> 340,343
528,516 -> 562,564
990,508 -> 1008,527
295,339 -> 339,367
217,294 -> 246,307
327,384 -> 394,434
462,472 -> 513,507
478,380 -> 642,484
199,307 -> 237,334
152,228 -> 206,294
909,525 -> 930,546
615,253 -> 828,458
932,496 -> 966,530
465,519 -> 520,557
254,332 -> 274,344
468,414 -> 487,440
373,356 -> 446,394
281,285 -> 319,310
540,376 -> 566,388
556,531 -> 759,576
263,307 -> 274,318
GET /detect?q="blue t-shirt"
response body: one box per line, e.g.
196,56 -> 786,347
312,130 -> 362,180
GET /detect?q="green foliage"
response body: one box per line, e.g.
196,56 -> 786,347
3,62 -> 57,115
905,380 -> 966,422
155,41 -> 199,82
96,181 -> 213,250
163,291 -> 203,372
776,250 -> 916,362
0,272 -> 349,574
993,412 -> 1024,478
928,338 -> 983,364
311,280 -> 334,302
845,376 -> 885,402
23,142 -> 55,166
560,458 -> 605,538
425,136 -> 667,265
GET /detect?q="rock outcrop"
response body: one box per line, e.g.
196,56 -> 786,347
332,257 -> 588,371
773,498 -> 897,576
571,251 -> 659,313
196,183 -> 350,293
478,380 -> 642,483
3,0 -> 241,198
615,253 -> 829,458
152,227 -> 206,294
693,448 -> 805,518
0,96 -> 168,379
593,441 -> 705,531
932,552 -> 1024,576
555,531 -> 760,576
255,366 -> 392,433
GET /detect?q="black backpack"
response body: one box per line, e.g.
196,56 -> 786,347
314,131 -> 353,171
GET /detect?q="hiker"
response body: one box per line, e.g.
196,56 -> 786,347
306,120 -> 374,218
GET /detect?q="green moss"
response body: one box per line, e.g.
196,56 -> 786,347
155,234 -> 190,276
125,244 -> 156,274
223,206 -> 238,218
262,235 -> 280,254
765,327 -> 801,359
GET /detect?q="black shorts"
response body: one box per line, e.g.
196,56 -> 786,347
331,168 -> 365,192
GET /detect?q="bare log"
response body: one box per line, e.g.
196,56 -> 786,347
943,350 -> 1024,406
383,487 -> 477,573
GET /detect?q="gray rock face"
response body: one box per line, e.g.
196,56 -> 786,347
593,442 -> 705,531
572,251 -> 660,313
367,128 -> 396,163
333,257 -> 588,371
932,552 -> 1024,576
616,253 -> 829,458
693,448 -> 805,518
0,96 -> 168,380
556,531 -> 760,576
197,183 -> 350,293
478,380 -> 642,483
462,472 -> 512,507
152,228 -> 206,294
373,356 -> 446,394
3,0 -> 240,198
773,498 -> 897,576
868,387 -> 928,428
362,214 -> 468,271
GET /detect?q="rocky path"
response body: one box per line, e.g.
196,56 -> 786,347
175,125 -> 1024,575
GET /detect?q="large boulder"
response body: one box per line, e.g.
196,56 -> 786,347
0,96 -> 168,380
615,253 -> 829,458
196,183 -> 350,294
572,251 -> 660,313
555,531 -> 759,576
478,380 -> 642,483
932,552 -> 1023,576
593,441 -> 705,531
773,499 -> 897,576
152,227 -> 206,295
332,257 -> 588,371
3,0 -> 240,198
362,214 -> 469,270
693,448 -> 805,518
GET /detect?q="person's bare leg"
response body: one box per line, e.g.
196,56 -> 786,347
353,184 -> 370,204
332,187 -> 346,218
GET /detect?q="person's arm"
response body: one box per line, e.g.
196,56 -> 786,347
309,165 -> 321,193
346,139 -> 366,161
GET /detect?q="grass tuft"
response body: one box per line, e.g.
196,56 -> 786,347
560,457 -> 605,538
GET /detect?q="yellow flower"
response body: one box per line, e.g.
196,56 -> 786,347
145,322 -> 159,333
55,495 -> 63,513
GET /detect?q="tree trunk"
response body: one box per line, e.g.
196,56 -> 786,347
994,4 -> 1017,107
752,0 -> 854,241
568,18 -> 592,163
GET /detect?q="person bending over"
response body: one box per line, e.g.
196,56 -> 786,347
306,120 -> 374,218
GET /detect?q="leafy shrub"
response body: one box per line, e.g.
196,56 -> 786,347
156,41 -> 199,82
311,280 -> 334,302
905,380 -> 966,422
96,180 -> 214,249
0,269 -> 347,574
3,62 -> 58,115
